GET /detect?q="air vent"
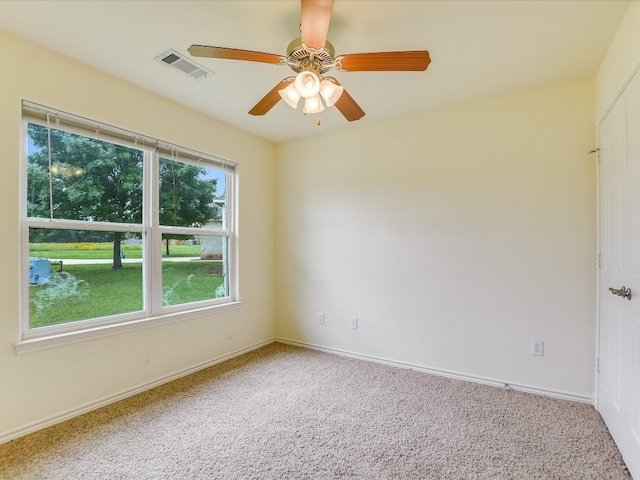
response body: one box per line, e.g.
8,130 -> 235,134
155,49 -> 212,80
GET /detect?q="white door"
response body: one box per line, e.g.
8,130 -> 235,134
598,69 -> 640,479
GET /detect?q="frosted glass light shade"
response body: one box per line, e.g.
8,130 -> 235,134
303,94 -> 325,114
295,71 -> 321,98
279,82 -> 301,109
319,80 -> 344,107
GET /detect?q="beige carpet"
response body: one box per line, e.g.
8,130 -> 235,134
0,342 -> 631,479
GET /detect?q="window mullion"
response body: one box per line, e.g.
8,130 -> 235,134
147,150 -> 162,315
226,170 -> 237,301
158,226 -> 230,236
25,218 -> 145,233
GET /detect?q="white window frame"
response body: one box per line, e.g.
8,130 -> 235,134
17,101 -> 239,353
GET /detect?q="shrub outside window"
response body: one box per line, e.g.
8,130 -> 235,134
21,101 -> 237,347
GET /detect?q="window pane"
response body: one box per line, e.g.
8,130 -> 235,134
159,157 -> 226,228
28,228 -> 143,328
162,234 -> 228,307
27,123 -> 143,223
23,105 -> 236,341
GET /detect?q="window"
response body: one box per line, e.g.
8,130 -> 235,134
20,101 -> 237,349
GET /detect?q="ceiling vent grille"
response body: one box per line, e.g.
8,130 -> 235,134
155,49 -> 212,80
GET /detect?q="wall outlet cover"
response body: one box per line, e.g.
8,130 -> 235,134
531,340 -> 544,356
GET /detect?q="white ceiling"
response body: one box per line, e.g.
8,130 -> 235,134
0,0 -> 630,143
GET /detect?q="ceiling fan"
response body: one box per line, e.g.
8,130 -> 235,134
188,0 -> 431,122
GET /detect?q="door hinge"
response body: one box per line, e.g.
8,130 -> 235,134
598,254 -> 601,269
597,358 -> 600,373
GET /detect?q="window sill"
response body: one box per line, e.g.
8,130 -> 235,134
15,301 -> 243,355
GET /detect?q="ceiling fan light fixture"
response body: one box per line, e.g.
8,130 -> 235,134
319,79 -> 344,107
188,0 -> 431,123
295,70 -> 321,98
303,94 -> 325,114
279,82 -> 301,108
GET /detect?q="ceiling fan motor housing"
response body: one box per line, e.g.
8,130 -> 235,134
286,37 -> 335,75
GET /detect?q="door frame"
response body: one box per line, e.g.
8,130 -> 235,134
595,60 -> 640,410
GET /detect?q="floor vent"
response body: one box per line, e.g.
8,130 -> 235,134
155,49 -> 212,80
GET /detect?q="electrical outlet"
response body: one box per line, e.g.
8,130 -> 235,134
531,340 -> 544,356
317,313 -> 325,324
350,317 -> 358,330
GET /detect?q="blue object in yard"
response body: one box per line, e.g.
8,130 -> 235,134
29,258 -> 51,285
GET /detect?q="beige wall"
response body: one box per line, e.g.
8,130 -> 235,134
0,29 -> 276,440
275,79 -> 596,398
6,2 -> 636,438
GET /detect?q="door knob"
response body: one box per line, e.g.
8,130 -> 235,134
609,286 -> 632,300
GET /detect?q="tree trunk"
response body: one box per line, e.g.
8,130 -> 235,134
113,233 -> 123,269
165,238 -> 170,256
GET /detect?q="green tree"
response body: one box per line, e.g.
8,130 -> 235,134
159,157 -> 217,255
27,124 -> 217,268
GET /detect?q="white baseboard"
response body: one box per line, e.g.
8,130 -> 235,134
3,336 -> 593,445
275,337 -> 594,405
0,338 -> 276,445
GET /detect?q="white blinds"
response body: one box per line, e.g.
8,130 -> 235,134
22,100 -> 236,171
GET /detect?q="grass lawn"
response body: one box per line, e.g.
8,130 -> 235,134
29,261 -> 224,328
29,243 -> 201,260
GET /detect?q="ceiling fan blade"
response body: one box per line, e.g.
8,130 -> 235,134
188,45 -> 284,65
300,0 -> 334,49
339,51 -> 431,72
248,79 -> 292,116
332,81 -> 365,122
